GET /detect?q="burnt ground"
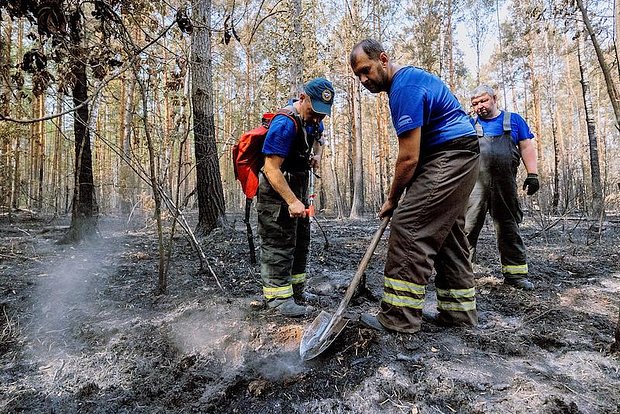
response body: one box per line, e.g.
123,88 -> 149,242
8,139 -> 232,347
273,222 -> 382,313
0,210 -> 619,414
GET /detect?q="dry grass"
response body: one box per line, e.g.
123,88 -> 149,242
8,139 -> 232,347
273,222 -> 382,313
0,305 -> 19,353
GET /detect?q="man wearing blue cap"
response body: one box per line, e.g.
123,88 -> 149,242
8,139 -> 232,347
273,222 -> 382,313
257,77 -> 334,317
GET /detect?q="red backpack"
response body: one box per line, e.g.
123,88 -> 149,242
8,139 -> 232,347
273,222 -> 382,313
232,108 -> 299,199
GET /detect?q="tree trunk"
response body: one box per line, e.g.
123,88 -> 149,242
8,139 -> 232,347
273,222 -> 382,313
376,98 -> 386,206
545,28 -> 562,215
8,20 -> 25,217
11,134 -> 20,212
29,94 -> 44,210
465,2 -> 488,86
576,0 -> 620,130
444,0 -> 454,89
346,103 -> 354,210
550,112 -> 560,214
0,21 -> 11,212
136,74 -> 167,293
576,30 -> 604,220
616,0 -> 620,81
289,0 -> 303,96
349,81 -> 364,218
496,0 -> 508,108
192,0 -> 226,236
61,10 -> 98,244
528,48 -> 543,162
52,93 -> 63,215
328,116 -> 344,218
119,74 -> 136,214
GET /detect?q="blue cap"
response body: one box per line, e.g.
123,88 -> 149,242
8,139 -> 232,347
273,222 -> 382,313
304,77 -> 334,115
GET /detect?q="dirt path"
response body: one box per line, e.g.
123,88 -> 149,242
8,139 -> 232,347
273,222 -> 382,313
1,213 -> 619,413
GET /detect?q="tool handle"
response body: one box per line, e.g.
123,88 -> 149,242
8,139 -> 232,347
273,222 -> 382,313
333,216 -> 390,318
305,169 -> 316,218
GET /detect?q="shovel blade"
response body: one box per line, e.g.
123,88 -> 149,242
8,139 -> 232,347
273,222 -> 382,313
299,310 -> 349,361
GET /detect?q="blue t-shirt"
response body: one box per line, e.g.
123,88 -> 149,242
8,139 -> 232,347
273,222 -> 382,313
262,115 -> 298,157
388,66 -> 475,149
472,111 -> 534,145
262,103 -> 324,157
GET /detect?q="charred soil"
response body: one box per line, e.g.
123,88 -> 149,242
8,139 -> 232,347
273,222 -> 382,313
1,211 -> 619,413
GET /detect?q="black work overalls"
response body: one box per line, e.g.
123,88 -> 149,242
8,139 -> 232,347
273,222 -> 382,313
464,111 -> 528,281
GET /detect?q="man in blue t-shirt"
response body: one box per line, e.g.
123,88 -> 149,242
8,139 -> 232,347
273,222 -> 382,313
257,77 -> 334,317
349,38 -> 480,333
465,85 -> 539,290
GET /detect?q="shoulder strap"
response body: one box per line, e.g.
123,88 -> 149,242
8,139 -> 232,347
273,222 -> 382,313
473,116 -> 484,137
275,106 -> 303,134
502,111 -> 512,133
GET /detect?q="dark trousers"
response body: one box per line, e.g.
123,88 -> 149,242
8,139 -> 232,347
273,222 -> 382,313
378,137 -> 480,333
257,171 -> 310,300
464,132 -> 528,280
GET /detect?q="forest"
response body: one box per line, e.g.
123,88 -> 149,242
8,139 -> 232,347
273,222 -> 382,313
1,0 -> 619,412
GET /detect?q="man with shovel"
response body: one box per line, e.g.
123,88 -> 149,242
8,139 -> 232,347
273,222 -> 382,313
349,39 -> 480,333
257,77 -> 334,317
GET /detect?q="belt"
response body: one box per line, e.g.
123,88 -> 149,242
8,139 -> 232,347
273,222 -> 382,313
422,135 -> 479,159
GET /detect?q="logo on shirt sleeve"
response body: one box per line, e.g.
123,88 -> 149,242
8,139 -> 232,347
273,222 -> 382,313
398,115 -> 413,128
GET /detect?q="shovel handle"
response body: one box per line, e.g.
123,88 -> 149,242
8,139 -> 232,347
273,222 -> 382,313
333,216 -> 390,318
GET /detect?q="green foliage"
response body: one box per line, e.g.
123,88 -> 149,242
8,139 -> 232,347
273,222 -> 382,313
0,121 -> 29,141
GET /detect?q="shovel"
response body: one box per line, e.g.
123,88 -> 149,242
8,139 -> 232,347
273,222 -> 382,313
299,216 -> 390,360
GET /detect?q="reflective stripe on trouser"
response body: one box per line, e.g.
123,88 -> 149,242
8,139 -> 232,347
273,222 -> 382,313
257,171 -> 310,301
292,273 -> 308,300
378,138 -> 480,333
291,273 -> 307,285
502,263 -> 528,280
436,287 -> 476,312
382,277 -> 425,309
464,129 -> 528,276
263,284 -> 293,300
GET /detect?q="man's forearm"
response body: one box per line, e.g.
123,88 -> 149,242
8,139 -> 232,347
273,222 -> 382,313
388,158 -> 417,203
519,140 -> 538,174
263,167 -> 298,205
387,128 -> 421,204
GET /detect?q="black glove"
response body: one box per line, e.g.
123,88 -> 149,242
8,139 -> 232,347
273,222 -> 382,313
522,173 -> 539,195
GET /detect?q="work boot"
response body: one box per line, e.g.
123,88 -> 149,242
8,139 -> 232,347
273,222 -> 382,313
504,278 -> 534,290
359,313 -> 386,331
422,309 -> 478,327
268,298 -> 314,317
422,310 -> 449,326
